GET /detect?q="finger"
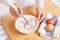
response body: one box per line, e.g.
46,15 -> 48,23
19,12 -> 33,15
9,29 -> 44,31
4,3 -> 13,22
14,3 -> 23,15
18,6 -> 23,14
37,13 -> 41,21
13,4 -> 23,16
10,8 -> 18,17
36,10 -> 41,21
9,7 -> 20,17
10,6 -> 21,16
39,13 -> 45,22
9,3 -> 20,14
9,6 -> 16,16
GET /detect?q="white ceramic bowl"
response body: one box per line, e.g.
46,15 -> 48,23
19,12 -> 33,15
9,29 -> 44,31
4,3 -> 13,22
15,15 -> 39,34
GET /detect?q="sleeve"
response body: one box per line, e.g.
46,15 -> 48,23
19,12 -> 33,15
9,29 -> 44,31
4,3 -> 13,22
1,0 -> 15,6
35,0 -> 44,8
0,0 -> 16,6
9,0 -> 16,4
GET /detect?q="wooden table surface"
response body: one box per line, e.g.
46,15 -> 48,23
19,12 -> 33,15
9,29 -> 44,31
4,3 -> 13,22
1,0 -> 60,40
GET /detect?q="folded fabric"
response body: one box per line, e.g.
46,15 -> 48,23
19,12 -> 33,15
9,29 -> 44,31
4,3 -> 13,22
38,13 -> 60,38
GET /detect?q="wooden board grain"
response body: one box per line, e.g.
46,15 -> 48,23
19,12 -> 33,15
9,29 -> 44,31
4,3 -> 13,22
1,0 -> 60,40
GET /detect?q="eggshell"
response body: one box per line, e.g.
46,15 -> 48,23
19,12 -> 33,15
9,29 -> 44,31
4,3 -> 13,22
45,24 -> 54,32
46,18 -> 56,24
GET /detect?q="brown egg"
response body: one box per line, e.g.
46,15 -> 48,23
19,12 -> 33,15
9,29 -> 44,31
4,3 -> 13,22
45,24 -> 54,32
46,18 -> 56,24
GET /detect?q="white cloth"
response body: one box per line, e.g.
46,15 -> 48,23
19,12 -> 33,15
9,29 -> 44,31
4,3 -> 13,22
0,3 -> 9,40
0,24 -> 9,40
0,3 -> 9,16
51,0 -> 60,8
38,13 -> 60,38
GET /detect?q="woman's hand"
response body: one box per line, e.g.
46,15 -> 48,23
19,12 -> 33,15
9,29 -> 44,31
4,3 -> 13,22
36,7 -> 45,23
9,3 -> 23,17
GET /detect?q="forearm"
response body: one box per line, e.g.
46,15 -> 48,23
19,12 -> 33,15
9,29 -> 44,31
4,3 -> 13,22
35,0 -> 45,21
35,0 -> 44,14
35,0 -> 44,9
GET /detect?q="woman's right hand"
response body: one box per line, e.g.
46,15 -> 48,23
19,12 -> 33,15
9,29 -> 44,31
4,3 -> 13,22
9,3 -> 23,17
36,7 -> 45,23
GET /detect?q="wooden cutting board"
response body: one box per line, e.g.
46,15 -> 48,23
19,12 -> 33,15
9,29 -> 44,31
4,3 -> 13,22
1,0 -> 60,40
